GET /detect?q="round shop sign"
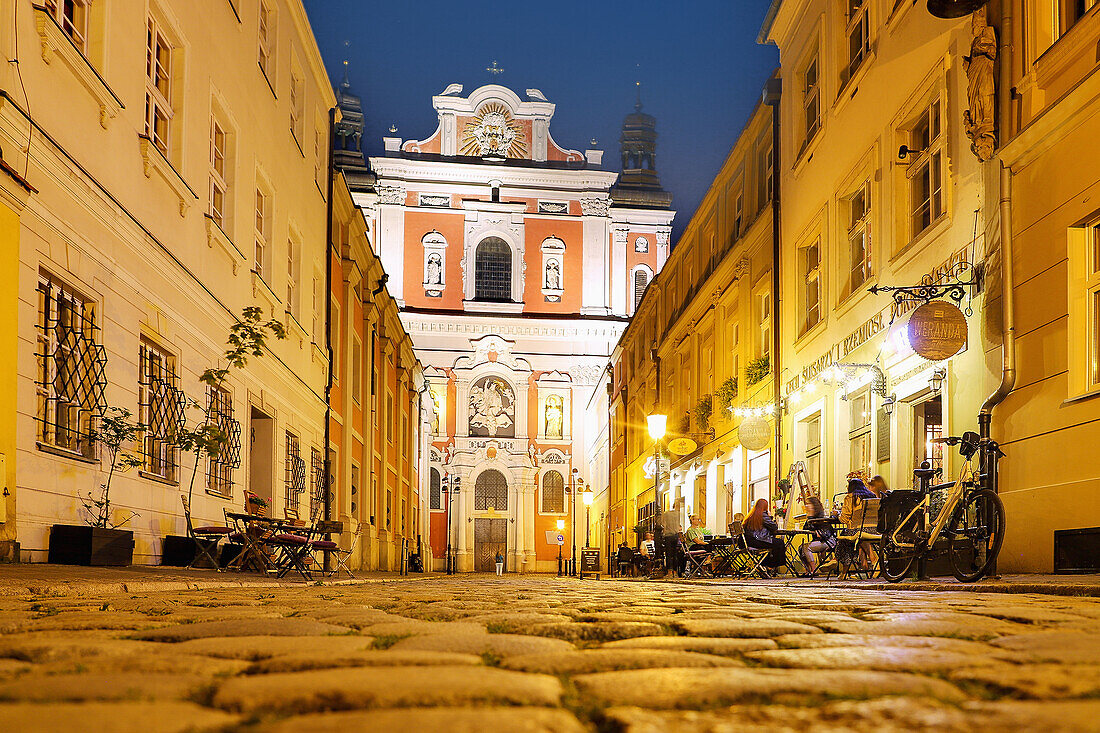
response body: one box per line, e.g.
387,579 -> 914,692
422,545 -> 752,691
738,416 -> 772,451
667,437 -> 698,456
908,300 -> 968,361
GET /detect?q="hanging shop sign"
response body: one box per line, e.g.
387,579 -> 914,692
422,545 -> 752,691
667,437 -> 698,456
738,416 -> 772,451
907,300 -> 968,361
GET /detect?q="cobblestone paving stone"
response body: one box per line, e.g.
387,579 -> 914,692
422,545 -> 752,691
0,574 -> 1099,731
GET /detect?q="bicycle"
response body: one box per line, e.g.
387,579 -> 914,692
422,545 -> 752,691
880,430 -> 1006,583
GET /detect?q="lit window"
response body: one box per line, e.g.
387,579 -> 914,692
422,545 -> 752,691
475,469 -> 508,511
45,0 -> 88,54
803,413 -> 822,495
254,189 -> 268,279
144,18 -> 173,157
758,291 -> 771,359
848,389 -> 872,475
209,118 -> 227,227
799,239 -> 821,335
906,99 -> 945,240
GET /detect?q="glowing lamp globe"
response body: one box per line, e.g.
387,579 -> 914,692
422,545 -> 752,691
647,414 -> 667,441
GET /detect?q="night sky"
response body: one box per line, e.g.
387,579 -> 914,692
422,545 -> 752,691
302,0 -> 779,238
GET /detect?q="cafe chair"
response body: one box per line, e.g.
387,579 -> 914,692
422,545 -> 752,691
180,495 -> 231,571
727,520 -> 771,578
615,545 -> 635,577
316,520 -> 358,579
682,542 -> 714,579
833,497 -> 882,579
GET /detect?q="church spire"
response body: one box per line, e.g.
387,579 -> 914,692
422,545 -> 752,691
610,81 -> 672,210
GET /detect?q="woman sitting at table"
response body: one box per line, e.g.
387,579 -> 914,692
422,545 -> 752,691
743,499 -> 785,575
799,496 -> 837,575
868,475 -> 889,497
836,476 -> 877,574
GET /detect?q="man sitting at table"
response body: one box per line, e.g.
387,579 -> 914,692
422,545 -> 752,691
635,531 -> 657,574
685,514 -> 711,546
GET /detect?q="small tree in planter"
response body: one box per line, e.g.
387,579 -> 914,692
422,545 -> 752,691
745,355 -> 771,387
49,407 -> 144,566
694,395 -> 713,433
716,377 -> 738,418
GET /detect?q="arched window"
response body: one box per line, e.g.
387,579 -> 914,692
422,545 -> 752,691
541,471 -> 564,513
429,468 -> 442,510
474,469 -> 508,511
634,269 -> 650,309
474,237 -> 512,302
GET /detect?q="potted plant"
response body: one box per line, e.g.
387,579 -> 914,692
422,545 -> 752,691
746,355 -> 770,387
694,395 -> 713,433
716,377 -> 738,417
245,491 -> 269,516
48,407 -> 143,566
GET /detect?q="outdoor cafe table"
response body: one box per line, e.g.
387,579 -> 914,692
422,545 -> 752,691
224,512 -> 321,579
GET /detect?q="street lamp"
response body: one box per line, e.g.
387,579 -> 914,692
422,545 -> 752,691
556,518 -> 565,577
583,487 -> 594,549
570,468 -> 582,576
929,368 -> 947,394
647,413 -> 666,512
443,474 -> 461,575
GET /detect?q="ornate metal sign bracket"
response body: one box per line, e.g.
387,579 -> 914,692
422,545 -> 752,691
868,260 -> 983,315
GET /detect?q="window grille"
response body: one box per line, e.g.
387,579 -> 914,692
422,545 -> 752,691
310,447 -> 324,520
541,470 -> 564,513
35,274 -> 104,458
430,468 -> 442,510
139,340 -> 184,482
206,385 -> 238,496
284,432 -> 304,514
474,469 -> 508,511
474,238 -> 512,301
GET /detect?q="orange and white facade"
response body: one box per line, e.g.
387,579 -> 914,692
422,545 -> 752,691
359,83 -> 674,572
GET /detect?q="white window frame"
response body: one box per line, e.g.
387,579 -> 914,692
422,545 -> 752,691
799,238 -> 822,336
45,0 -> 89,54
258,1 -> 274,80
145,16 -> 173,158
254,188 -> 268,280
801,52 -> 821,151
848,388 -> 872,475
209,116 -> 228,227
845,182 -> 872,298
906,98 -> 946,242
286,231 -> 300,318
842,0 -> 870,87
757,289 -> 771,360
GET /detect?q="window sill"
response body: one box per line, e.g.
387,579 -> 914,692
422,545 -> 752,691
259,64 -> 277,99
205,215 -> 246,274
285,309 -> 308,348
251,270 -> 282,314
33,5 -> 124,129
139,135 -> 198,217
205,488 -> 234,500
36,441 -> 97,465
834,50 -> 875,116
463,300 -> 525,314
834,279 -> 875,318
792,129 -> 824,177
889,213 -> 951,269
794,318 -> 827,351
1030,5 -> 1100,93
1062,385 -> 1100,406
139,470 -> 179,487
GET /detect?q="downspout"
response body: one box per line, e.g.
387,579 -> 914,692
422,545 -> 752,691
979,2 -> 1016,446
764,77 -> 783,487
323,107 -> 336,570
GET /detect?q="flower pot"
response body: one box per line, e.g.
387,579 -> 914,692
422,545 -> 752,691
48,524 -> 134,566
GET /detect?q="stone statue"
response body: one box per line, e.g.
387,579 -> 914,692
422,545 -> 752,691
426,253 -> 442,285
469,377 -> 514,436
545,395 -> 563,439
964,10 -> 997,162
545,260 -> 561,290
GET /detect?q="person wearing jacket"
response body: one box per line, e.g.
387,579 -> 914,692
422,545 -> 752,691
799,495 -> 837,575
743,498 -> 785,574
836,476 -> 877,575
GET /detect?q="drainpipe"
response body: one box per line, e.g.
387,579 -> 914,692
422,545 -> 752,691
323,107 -> 336,570
979,3 -> 1016,450
763,77 -> 783,488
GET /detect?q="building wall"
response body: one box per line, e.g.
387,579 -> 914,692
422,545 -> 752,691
611,99 -> 776,542
995,0 -> 1100,571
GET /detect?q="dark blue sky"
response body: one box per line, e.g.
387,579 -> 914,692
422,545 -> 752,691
303,0 -> 778,237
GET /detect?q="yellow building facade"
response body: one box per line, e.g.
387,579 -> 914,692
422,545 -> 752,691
994,0 -> 1100,571
610,97 -> 776,538
0,0 -> 426,569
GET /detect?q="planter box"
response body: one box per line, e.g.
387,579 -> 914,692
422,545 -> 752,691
48,525 -> 134,566
160,535 -> 219,568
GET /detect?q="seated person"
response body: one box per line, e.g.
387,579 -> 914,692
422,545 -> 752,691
615,542 -> 634,577
799,496 -> 837,575
743,499 -> 786,574
685,514 -> 712,546
635,532 -> 657,573
836,476 -> 878,573
868,475 -> 889,498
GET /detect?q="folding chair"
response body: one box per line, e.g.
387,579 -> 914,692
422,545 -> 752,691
849,498 -> 882,578
801,517 -> 839,578
683,543 -> 714,579
316,520 -> 358,579
727,521 -> 771,578
181,496 -> 230,571
615,546 -> 635,577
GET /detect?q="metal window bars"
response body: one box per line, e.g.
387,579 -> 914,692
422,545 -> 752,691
35,276 -> 105,458
206,387 -> 240,496
284,433 -> 304,514
309,448 -> 324,522
140,343 -> 184,482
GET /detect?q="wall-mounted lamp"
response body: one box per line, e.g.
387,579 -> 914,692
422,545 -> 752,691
898,144 -> 923,162
929,368 -> 947,394
882,395 -> 897,416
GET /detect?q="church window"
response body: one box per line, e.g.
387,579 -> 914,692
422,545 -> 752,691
542,471 -> 564,513
474,469 -> 508,511
474,238 -> 512,301
430,468 -> 442,510
634,269 -> 650,309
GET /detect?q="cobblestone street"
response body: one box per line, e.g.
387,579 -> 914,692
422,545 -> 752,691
1,573 -> 1099,731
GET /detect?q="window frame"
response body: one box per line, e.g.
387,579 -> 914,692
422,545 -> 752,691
206,384 -> 234,497
841,0 -> 871,88
139,337 -> 181,484
540,470 -> 565,514
257,0 -> 275,82
800,51 -> 821,152
905,98 -> 946,242
799,238 -> 823,336
844,181 -> 872,299
144,16 -> 174,158
848,388 -> 872,475
209,117 -> 228,227
254,188 -> 269,280
45,0 -> 89,54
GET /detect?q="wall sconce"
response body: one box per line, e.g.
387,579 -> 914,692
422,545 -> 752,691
929,368 -> 947,394
882,394 -> 896,416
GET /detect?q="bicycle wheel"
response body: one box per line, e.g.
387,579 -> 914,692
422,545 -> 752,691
879,537 -> 919,582
947,489 -> 1005,582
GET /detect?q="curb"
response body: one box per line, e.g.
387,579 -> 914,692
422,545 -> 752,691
11,572 -> 446,597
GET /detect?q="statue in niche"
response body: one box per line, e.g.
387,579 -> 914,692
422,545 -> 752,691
426,253 -> 443,285
963,10 -> 997,162
545,395 -> 563,439
469,376 -> 515,437
430,390 -> 441,434
545,259 -> 561,290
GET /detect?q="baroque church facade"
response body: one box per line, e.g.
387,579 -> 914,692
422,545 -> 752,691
337,81 -> 674,572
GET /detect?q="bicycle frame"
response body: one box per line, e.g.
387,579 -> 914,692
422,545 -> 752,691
888,458 -> 977,549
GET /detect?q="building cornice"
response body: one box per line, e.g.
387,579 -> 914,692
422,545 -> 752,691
369,156 -> 619,191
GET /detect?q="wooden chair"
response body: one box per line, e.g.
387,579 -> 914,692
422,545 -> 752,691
834,498 -> 881,579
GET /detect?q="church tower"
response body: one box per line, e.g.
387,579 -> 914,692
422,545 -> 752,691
611,83 -> 673,210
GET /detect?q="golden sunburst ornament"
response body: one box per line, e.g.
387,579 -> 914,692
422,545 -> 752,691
460,102 -> 528,159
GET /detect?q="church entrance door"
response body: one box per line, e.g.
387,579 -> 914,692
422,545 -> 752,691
474,518 -> 507,572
